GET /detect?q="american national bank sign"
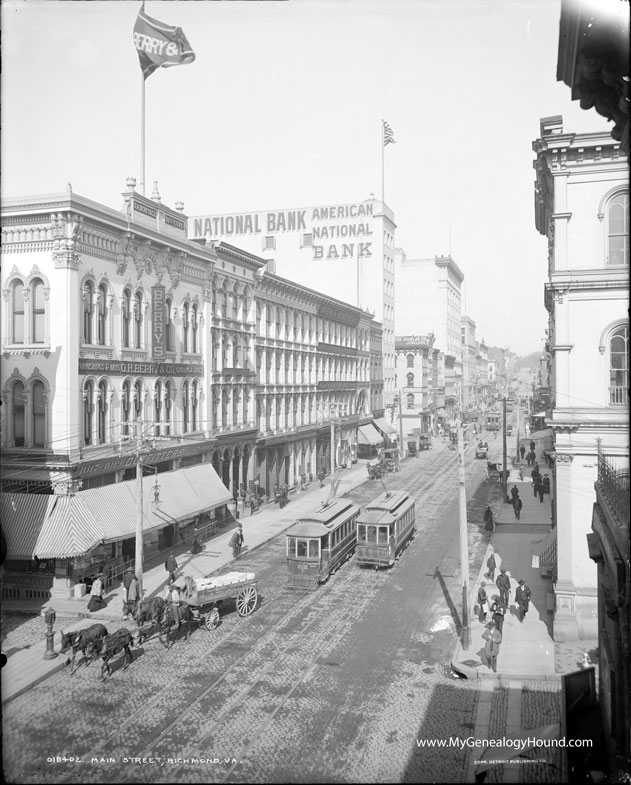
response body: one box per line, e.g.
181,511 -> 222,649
190,202 -> 374,261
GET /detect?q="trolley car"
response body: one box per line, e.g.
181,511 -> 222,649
356,489 -> 416,569
286,499 -> 360,590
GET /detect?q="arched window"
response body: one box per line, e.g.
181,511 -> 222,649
182,381 -> 190,433
122,289 -> 132,348
165,298 -> 174,352
96,283 -> 107,345
32,279 -> 46,344
154,381 -> 163,436
192,380 -> 199,430
121,380 -> 131,437
191,304 -> 199,353
83,381 -> 94,446
607,193 -> 629,266
232,288 -> 239,319
406,372 -> 414,387
406,353 -> 414,368
32,381 -> 46,447
164,381 -> 172,436
11,281 -> 25,344
133,380 -> 143,421
97,380 -> 108,444
133,292 -> 143,349
610,325 -> 628,405
12,381 -> 26,447
182,302 -> 190,353
83,281 -> 94,344
406,393 -> 415,409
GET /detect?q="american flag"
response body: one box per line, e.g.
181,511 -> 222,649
383,121 -> 396,146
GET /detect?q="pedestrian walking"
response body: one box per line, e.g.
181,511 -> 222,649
486,552 -> 496,582
482,620 -> 502,672
533,476 -> 542,499
87,572 -> 107,613
537,481 -> 545,503
124,573 -> 140,619
190,527 -> 203,554
515,579 -> 532,622
510,485 -> 520,505
519,444 -> 526,461
483,505 -> 494,532
236,524 -> 244,557
513,496 -> 523,520
477,582 -> 488,622
496,568 -> 511,607
490,596 -> 505,634
229,526 -> 241,559
123,567 -> 134,601
165,551 -> 178,584
529,439 -> 535,454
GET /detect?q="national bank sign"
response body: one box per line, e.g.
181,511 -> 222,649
190,202 -> 374,260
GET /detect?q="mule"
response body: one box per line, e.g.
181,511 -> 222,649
96,628 -> 134,679
60,624 -> 108,674
133,597 -> 167,645
160,603 -> 193,649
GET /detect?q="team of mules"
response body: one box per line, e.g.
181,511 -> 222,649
60,623 -> 134,679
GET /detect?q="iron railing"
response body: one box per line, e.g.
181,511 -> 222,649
597,448 -> 630,527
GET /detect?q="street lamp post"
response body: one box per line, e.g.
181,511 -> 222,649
457,424 -> 470,650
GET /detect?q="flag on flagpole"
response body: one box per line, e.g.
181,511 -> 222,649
133,3 -> 196,80
383,121 -> 396,146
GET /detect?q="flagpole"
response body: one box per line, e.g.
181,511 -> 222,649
381,119 -> 385,203
140,73 -> 146,196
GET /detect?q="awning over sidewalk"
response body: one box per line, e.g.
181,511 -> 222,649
373,417 -> 398,437
0,464 -> 232,560
358,424 -> 384,446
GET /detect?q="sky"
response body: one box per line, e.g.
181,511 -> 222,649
1,0 -> 614,355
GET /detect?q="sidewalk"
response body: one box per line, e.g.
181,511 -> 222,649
1,459 -> 373,704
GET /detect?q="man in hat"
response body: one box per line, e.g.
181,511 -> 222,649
477,581 -> 488,622
229,526 -> 242,559
490,595 -> 505,634
515,579 -> 532,622
496,568 -> 511,608
482,620 -> 502,672
236,524 -> 244,557
123,567 -> 134,601
165,551 -> 178,585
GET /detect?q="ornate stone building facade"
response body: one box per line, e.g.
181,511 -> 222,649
533,116 -> 628,640
1,183 -> 379,598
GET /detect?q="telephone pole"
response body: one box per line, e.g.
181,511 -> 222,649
134,419 -> 145,598
502,396 -> 509,503
457,422 -> 470,650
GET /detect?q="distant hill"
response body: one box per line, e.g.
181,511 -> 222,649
514,351 -> 541,370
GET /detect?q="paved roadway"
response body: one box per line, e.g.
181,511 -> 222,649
2,435 -> 502,784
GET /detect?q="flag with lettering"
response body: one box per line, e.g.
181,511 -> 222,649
383,121 -> 396,146
133,3 -> 195,80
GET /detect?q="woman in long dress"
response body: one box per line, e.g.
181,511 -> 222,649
190,528 -> 203,554
87,573 -> 107,612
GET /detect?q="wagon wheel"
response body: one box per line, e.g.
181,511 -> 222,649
236,585 -> 257,616
204,607 -> 220,630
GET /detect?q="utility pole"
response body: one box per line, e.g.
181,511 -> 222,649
457,422 -> 470,650
330,404 -> 335,497
134,418 -> 145,598
502,396 -> 509,503
398,388 -> 404,459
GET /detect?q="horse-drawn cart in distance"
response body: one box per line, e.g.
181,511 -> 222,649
180,571 -> 258,630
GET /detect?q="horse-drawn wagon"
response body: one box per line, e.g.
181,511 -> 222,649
180,571 -> 258,630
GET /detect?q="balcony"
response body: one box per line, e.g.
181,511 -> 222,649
609,386 -> 628,406
596,450 -> 630,527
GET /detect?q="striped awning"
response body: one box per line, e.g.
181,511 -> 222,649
358,424 -> 384,446
0,464 -> 232,560
373,417 -> 398,436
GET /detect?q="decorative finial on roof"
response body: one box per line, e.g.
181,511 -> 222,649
151,181 -> 161,203
67,183 -> 73,194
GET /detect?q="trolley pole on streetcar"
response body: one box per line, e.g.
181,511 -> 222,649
457,423 -> 470,650
502,396 -> 509,503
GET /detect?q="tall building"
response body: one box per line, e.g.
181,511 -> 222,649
395,334 -> 442,438
190,198 -> 397,402
533,115 -> 628,640
1,182 -> 380,600
394,251 -> 464,417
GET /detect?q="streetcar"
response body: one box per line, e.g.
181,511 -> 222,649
356,489 -> 416,569
286,499 -> 360,590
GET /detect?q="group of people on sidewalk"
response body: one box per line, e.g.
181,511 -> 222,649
476,554 -> 532,672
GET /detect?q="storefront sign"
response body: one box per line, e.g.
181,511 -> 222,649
79,359 -> 203,376
151,285 -> 166,361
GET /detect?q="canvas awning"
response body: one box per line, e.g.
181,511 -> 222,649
373,417 -> 398,437
0,464 -> 232,560
358,424 -> 384,446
